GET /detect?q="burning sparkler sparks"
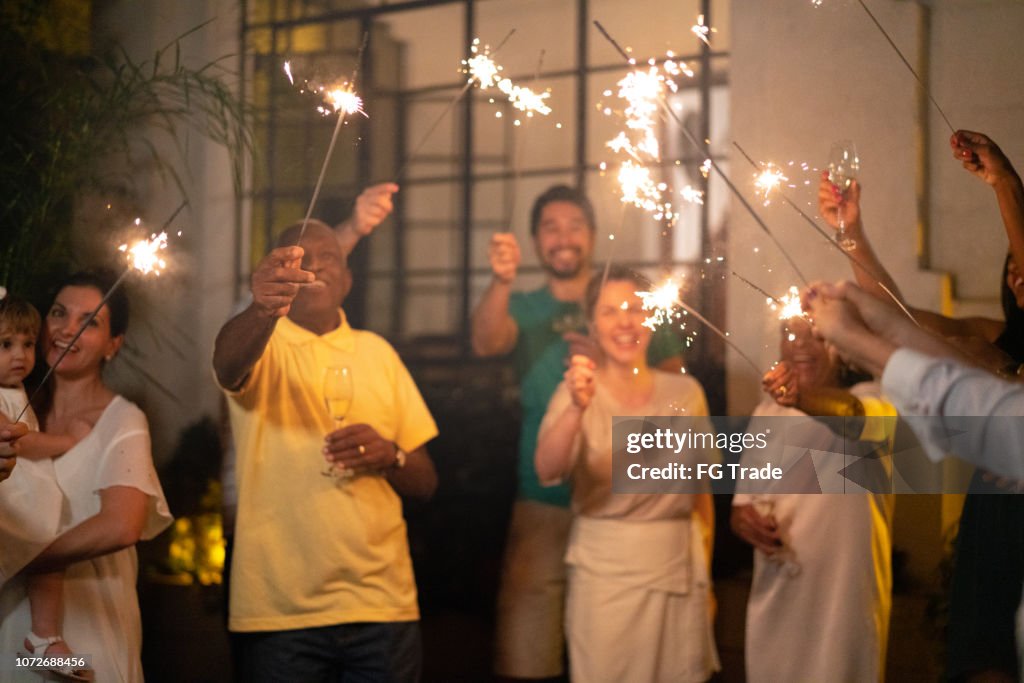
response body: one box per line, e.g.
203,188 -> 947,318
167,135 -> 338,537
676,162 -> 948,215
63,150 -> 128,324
463,38 -> 552,117
319,83 -> 366,118
283,61 -> 294,85
691,14 -> 716,45
753,163 -> 789,205
118,232 -> 169,275
601,56 -> 694,222
680,186 -> 705,205
772,286 -> 805,320
637,279 -> 684,331
637,275 -> 763,374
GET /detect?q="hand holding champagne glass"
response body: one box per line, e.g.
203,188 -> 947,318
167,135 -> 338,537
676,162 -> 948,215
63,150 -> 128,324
828,140 -> 860,252
323,366 -> 354,479
752,498 -> 801,577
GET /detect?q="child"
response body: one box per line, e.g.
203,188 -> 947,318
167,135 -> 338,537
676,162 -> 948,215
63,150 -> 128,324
0,293 -> 92,681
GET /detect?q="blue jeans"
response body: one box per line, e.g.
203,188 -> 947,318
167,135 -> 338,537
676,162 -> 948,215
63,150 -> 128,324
235,621 -> 421,683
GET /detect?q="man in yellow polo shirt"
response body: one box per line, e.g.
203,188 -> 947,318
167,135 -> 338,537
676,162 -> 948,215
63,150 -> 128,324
213,219 -> 438,682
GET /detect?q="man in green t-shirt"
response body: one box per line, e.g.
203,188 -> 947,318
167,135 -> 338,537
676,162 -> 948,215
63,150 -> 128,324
471,185 -> 683,682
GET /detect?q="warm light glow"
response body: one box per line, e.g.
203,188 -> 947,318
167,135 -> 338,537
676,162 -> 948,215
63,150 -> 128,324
637,278 -> 684,330
322,83 -> 366,117
691,14 -> 716,45
119,232 -> 168,275
773,286 -> 804,320
283,60 -> 294,85
754,163 -> 788,205
463,39 -> 553,117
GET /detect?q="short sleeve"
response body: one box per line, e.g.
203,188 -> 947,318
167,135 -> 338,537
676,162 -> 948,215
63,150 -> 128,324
94,401 -> 173,540
388,349 -> 439,453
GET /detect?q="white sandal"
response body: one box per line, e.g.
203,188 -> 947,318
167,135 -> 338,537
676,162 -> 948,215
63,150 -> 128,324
20,631 -> 94,682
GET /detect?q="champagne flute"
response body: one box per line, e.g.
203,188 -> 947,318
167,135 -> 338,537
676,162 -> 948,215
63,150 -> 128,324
828,140 -> 860,252
752,498 -> 801,577
322,366 -> 354,479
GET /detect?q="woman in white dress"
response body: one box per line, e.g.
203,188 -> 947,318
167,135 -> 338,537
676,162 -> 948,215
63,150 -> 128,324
731,316 -> 894,682
0,270 -> 172,682
535,267 -> 720,683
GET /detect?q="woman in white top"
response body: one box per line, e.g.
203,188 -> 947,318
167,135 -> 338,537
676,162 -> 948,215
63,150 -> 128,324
535,267 -> 719,683
0,270 -> 172,682
732,316 -> 894,683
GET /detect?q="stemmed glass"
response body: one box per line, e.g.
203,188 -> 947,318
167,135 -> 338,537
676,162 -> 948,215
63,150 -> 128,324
322,366 -> 354,479
828,140 -> 860,252
752,498 -> 801,577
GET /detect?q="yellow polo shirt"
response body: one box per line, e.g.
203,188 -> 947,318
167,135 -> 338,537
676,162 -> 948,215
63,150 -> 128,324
222,312 -> 438,632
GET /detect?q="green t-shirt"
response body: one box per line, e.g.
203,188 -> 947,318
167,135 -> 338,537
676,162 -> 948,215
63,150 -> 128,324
509,286 -> 684,507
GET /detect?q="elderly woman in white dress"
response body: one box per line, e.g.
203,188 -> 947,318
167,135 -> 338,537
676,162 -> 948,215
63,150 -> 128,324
535,267 -> 720,683
0,270 -> 172,682
731,316 -> 895,682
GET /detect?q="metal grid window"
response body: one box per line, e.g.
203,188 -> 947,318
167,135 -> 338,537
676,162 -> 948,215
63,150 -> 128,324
241,0 -> 730,401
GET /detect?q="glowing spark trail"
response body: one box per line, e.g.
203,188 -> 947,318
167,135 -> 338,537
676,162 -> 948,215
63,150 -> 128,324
283,61 -> 294,85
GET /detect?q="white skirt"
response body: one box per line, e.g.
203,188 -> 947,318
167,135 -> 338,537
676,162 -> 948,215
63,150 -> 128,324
564,516 -> 719,683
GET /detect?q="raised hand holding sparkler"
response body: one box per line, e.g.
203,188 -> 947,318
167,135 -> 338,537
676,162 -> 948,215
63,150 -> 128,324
487,233 -> 521,285
294,32 -> 370,246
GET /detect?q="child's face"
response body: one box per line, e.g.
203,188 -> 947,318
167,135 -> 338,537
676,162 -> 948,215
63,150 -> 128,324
0,328 -> 36,388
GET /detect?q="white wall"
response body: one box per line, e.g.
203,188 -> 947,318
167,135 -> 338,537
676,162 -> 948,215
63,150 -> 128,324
727,0 -> 1023,415
90,0 -> 242,463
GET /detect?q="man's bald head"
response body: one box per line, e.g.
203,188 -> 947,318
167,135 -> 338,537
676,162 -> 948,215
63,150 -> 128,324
275,219 -> 335,251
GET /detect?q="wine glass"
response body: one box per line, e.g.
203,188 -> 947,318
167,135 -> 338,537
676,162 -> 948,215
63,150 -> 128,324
322,366 -> 354,479
828,140 -> 860,252
752,498 -> 801,577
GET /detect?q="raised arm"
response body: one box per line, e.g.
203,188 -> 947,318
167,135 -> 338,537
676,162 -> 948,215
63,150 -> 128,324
334,182 -> 399,256
470,233 -> 521,357
951,130 -> 1024,275
818,173 -> 1003,342
213,245 -> 312,391
535,355 -> 594,483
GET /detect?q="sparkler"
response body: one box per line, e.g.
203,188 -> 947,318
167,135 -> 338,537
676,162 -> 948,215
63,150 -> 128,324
14,201 -> 186,423
396,30 -> 518,180
593,21 -> 808,285
601,58 -> 693,222
283,61 -> 294,85
295,32 -> 370,246
753,163 -> 788,205
507,50 -> 546,236
691,14 -> 716,45
637,277 -> 763,375
731,140 -> 920,326
854,0 -> 955,133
